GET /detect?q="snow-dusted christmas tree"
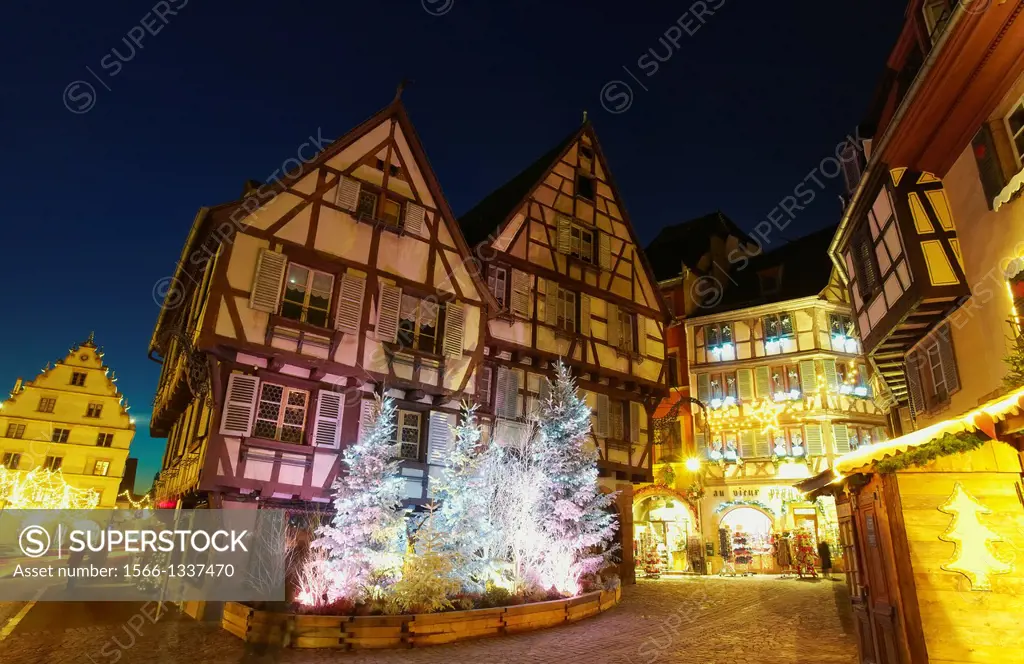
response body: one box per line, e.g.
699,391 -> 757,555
534,361 -> 619,594
431,403 -> 497,592
312,394 -> 408,603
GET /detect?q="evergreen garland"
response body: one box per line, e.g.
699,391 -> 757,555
1003,339 -> 1024,390
874,431 -> 989,474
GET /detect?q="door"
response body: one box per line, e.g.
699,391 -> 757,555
838,503 -> 876,664
855,498 -> 899,664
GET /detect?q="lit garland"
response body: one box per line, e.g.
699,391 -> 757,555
713,499 -> 775,517
873,432 -> 987,474
0,467 -> 101,509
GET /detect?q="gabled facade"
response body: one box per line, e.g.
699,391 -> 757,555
0,335 -> 135,507
459,122 -> 671,581
150,99 -> 496,508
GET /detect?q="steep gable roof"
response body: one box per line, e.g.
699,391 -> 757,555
646,211 -> 758,281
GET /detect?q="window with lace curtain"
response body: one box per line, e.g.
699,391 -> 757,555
398,295 -> 441,353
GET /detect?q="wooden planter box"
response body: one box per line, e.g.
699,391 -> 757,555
219,587 -> 621,650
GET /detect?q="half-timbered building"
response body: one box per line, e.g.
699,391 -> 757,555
459,121 -> 671,581
150,98 -> 497,509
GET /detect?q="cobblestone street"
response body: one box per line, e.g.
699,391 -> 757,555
0,576 -> 858,664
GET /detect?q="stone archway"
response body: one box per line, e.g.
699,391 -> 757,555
632,484 -> 699,521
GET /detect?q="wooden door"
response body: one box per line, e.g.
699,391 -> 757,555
855,499 -> 899,664
838,503 -> 877,664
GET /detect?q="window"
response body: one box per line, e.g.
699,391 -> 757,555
829,313 -> 859,353
398,295 -> 442,353
667,354 -> 680,387
578,145 -> 594,171
852,225 -> 881,298
382,199 -> 402,226
569,224 -> 594,263
70,372 -> 86,386
770,364 -> 801,401
43,456 -> 63,471
86,403 -> 103,418
849,426 -> 886,452
708,434 -> 739,462
93,460 -> 110,476
609,400 -> 625,440
771,427 -> 804,457
356,189 -> 378,219
763,313 -> 794,352
38,397 -> 56,413
838,361 -> 871,398
1006,95 -> 1024,166
705,322 -> 734,359
392,410 -> 422,460
487,265 -> 508,309
617,309 -> 634,353
922,0 -> 950,41
709,372 -> 738,407
51,428 -> 70,443
5,424 -> 25,439
556,287 -> 576,333
97,433 -> 114,447
477,365 -> 493,410
2,452 -> 21,469
253,383 -> 309,444
907,323 -> 960,413
576,174 -> 595,200
281,264 -> 333,327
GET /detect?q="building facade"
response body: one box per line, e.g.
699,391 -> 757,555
820,2 -> 1024,663
0,335 -> 135,508
459,122 -> 671,580
150,98 -> 497,509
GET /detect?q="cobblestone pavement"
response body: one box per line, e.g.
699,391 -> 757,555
0,576 -> 858,664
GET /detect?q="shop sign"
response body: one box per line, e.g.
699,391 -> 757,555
792,507 -> 816,515
837,503 -> 851,519
711,486 -> 801,502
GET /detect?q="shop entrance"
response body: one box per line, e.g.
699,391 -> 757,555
633,493 -> 696,574
719,506 -> 774,573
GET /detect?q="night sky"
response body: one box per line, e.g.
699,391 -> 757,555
0,0 -> 905,491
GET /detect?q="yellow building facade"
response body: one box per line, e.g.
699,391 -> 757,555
0,335 -> 135,508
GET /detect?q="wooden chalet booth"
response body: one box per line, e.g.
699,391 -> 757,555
801,387 -> 1024,664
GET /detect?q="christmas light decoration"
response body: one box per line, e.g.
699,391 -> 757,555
938,483 -> 1012,591
0,467 -> 101,509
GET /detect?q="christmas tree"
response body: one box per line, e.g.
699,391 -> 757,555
938,482 -> 1012,590
637,528 -> 663,578
312,394 -> 408,603
732,529 -> 753,567
534,361 -> 619,594
431,403 -> 497,593
793,529 -> 818,578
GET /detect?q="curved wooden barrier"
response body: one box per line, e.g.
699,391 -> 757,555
220,587 -> 621,650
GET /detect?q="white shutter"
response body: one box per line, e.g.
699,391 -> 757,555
636,315 -> 647,356
219,374 -> 260,436
823,359 -> 839,393
442,303 -> 466,358
697,374 -> 710,403
629,402 -> 641,443
403,202 -> 425,235
495,366 -> 510,418
510,270 -> 530,317
694,431 -> 707,458
598,232 -> 611,270
755,366 -> 771,398
249,248 -> 287,313
357,399 -> 376,443
375,283 -> 402,343
596,393 -> 610,437
805,424 -> 824,456
428,411 -> 453,465
504,369 -> 520,418
739,430 -> 755,458
311,390 -> 343,448
737,369 -> 754,402
335,273 -> 366,333
557,215 -> 571,254
580,294 -> 591,337
336,175 -> 361,212
799,360 -> 817,395
832,424 -> 850,455
544,279 -> 559,326
754,430 -> 770,457
607,302 -> 619,348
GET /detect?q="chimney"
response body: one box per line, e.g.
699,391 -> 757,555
241,180 -> 263,198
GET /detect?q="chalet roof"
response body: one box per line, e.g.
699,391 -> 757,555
696,223 -> 839,316
458,127 -> 581,248
645,211 -> 757,282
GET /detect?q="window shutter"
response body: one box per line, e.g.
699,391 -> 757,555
805,424 -> 824,456
694,431 -> 707,459
935,325 -> 960,393
495,366 -> 510,418
442,303 -> 466,358
544,279 -> 559,326
630,402 -> 641,442
336,175 -> 361,212
858,363 -> 872,397
557,215 -> 571,254
972,125 -> 1006,209
357,398 -> 375,443
375,283 -> 402,343
906,352 -> 926,418
799,360 -> 817,395
739,430 -> 755,458
219,374 -> 260,436
476,365 -> 493,409
832,424 -> 850,455
755,366 -> 771,398
503,369 -> 520,419
607,302 -> 619,347
311,390 -> 343,448
403,202 -> 425,235
598,232 -> 612,270
427,411 -> 453,465
736,369 -> 754,402
538,376 -> 551,405
510,270 -> 531,316
636,315 -> 647,356
754,431 -> 770,457
335,273 -> 366,333
596,393 -> 610,437
823,359 -> 839,393
697,374 -> 710,403
249,248 -> 287,313
580,294 -> 591,336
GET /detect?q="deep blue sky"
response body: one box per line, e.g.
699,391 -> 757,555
0,0 -> 904,491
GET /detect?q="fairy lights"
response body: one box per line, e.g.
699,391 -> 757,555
0,465 -> 153,510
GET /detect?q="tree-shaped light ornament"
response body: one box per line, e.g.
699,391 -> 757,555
937,482 -> 1012,591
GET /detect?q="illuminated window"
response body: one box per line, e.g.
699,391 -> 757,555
770,364 -> 801,401
392,410 -> 422,460
709,372 -> 738,407
37,397 -> 56,413
86,403 -> 103,418
555,287 -> 576,333
70,372 -> 87,386
617,310 -> 634,352
253,383 -> 309,444
829,313 -> 859,353
763,313 -> 794,353
569,224 -> 594,263
382,199 -> 402,226
51,428 -> 70,443
5,424 -> 25,439
398,295 -> 442,353
772,427 -> 803,457
93,460 -> 110,476
1006,95 -> 1024,166
43,456 -> 63,471
281,264 -> 333,328
705,322 -> 734,360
